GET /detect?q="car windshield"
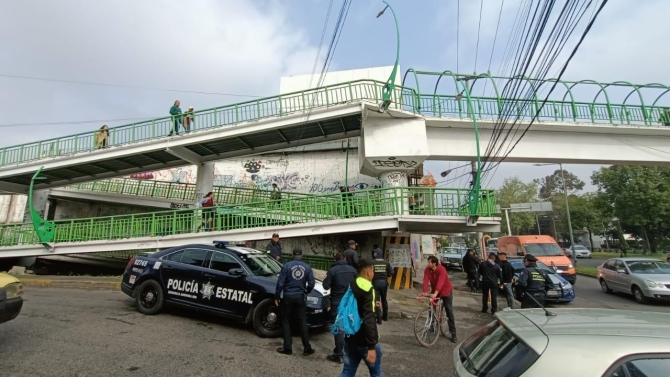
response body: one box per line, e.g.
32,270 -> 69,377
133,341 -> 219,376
523,243 -> 565,256
238,253 -> 282,277
535,261 -> 556,274
573,246 -> 588,250
626,260 -> 670,275
444,248 -> 463,255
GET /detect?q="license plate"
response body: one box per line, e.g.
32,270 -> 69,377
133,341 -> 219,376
129,275 -> 136,285
547,291 -> 560,298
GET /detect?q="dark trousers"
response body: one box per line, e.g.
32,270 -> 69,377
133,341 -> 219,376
280,295 -> 311,351
441,294 -> 457,335
521,292 -> 546,309
466,269 -> 478,292
481,282 -> 498,313
340,343 -> 382,377
372,281 -> 389,321
330,301 -> 345,356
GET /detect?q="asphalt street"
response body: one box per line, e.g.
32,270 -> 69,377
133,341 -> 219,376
0,287 -> 494,377
567,274 -> 670,313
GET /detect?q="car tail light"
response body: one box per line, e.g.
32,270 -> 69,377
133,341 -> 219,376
126,257 -> 135,271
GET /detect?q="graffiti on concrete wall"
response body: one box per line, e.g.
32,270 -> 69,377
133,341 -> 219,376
170,203 -> 191,209
372,157 -> 418,169
250,232 -> 383,258
130,172 -> 155,179
381,172 -> 407,187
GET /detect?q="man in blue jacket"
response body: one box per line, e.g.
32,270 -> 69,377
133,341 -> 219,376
275,247 -> 316,356
323,252 -> 357,364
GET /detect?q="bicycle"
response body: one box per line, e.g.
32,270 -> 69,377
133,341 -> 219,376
413,294 -> 449,347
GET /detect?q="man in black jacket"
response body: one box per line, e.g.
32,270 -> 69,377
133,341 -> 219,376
343,240 -> 359,268
265,233 -> 283,263
372,248 -> 394,323
275,247 -> 315,356
340,259 -> 381,377
498,252 -> 516,309
519,254 -> 553,309
479,252 -> 503,314
462,249 -> 478,292
323,253 -> 357,364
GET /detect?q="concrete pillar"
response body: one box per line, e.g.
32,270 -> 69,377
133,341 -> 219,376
380,171 -> 408,215
23,189 -> 50,223
195,162 -> 215,200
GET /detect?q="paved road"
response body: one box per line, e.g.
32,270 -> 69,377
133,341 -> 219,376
0,287 -> 494,377
566,275 -> 670,313
575,257 -> 606,268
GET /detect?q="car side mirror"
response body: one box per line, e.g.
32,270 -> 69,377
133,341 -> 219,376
229,268 -> 247,277
616,269 -> 627,274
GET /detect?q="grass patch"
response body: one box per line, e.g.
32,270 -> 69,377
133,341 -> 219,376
576,265 -> 598,277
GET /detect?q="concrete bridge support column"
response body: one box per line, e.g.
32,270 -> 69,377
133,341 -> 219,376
195,162 -> 215,200
380,171 -> 409,216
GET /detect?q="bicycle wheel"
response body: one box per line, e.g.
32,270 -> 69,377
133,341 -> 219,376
414,308 -> 440,347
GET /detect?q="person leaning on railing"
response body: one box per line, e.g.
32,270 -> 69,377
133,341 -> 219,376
169,100 -> 183,136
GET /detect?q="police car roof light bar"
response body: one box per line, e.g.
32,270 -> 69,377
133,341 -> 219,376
213,241 -> 230,248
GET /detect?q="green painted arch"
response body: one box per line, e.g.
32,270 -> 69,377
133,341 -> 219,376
428,70 -> 461,114
604,81 -> 648,124
401,68 -> 423,97
533,78 -> 577,120
502,75 -> 540,111
563,80 -> 613,119
646,83 -> 670,107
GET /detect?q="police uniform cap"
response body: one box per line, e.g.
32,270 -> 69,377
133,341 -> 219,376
292,247 -> 303,255
348,240 -> 357,246
524,254 -> 537,262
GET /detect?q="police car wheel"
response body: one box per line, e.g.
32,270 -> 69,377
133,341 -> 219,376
135,280 -> 164,315
253,299 -> 282,338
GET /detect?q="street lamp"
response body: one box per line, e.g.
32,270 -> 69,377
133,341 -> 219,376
534,163 -> 576,257
440,169 -> 453,178
376,1 -> 400,112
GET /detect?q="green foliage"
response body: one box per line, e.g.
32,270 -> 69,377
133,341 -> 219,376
535,169 -> 585,200
592,166 -> 670,253
496,177 -> 539,235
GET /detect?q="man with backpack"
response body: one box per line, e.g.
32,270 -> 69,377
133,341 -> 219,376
323,253 -> 357,364
275,247 -> 316,357
335,259 -> 382,377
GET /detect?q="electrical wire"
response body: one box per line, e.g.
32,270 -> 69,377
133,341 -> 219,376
473,0 -> 485,73
456,0 -> 460,74
483,0 -> 506,96
307,0 -> 334,90
0,73 -> 262,98
0,117 -> 156,128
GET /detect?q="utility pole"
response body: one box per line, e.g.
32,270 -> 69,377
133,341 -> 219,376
536,214 -> 541,235
560,163 -> 576,257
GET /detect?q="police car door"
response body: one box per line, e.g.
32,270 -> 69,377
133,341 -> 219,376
203,251 -> 251,318
160,248 -> 210,308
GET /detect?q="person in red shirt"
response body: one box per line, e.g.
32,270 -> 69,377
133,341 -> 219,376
422,255 -> 457,343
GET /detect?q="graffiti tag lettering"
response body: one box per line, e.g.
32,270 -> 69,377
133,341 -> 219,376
170,203 -> 191,209
372,157 -> 417,169
243,160 -> 262,173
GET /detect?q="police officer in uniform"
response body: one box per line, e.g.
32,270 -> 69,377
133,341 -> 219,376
519,254 -> 553,309
275,247 -> 316,356
372,248 -> 394,323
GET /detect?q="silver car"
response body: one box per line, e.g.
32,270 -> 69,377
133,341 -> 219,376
453,308 -> 670,376
597,258 -> 670,304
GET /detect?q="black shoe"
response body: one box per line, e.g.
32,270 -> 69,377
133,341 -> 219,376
377,318 -> 383,325
382,317 -> 388,322
481,309 -> 488,313
491,310 -> 497,315
303,348 -> 315,356
326,355 -> 343,364
451,334 -> 458,343
276,348 -> 292,355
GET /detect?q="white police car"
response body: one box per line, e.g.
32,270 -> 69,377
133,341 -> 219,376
121,241 -> 330,337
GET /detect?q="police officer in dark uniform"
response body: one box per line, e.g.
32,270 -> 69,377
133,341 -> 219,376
372,248 -> 394,323
266,233 -> 283,263
323,252 -> 357,364
519,254 -> 553,309
343,240 -> 359,268
275,247 -> 316,356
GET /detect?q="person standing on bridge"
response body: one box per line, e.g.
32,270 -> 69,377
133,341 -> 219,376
183,106 -> 195,133
169,100 -> 182,136
198,192 -> 215,232
266,233 -> 283,263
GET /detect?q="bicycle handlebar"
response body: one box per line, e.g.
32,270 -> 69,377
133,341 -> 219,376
417,294 -> 440,306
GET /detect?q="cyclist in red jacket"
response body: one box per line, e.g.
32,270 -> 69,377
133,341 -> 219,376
422,255 -> 457,343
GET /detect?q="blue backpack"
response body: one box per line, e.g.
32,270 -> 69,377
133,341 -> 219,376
330,287 -> 361,336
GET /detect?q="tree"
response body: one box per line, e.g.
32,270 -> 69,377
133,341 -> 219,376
534,169 -> 585,200
496,177 -> 539,236
567,193 -> 609,251
592,166 -> 670,253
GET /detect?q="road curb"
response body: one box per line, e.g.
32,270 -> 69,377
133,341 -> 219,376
19,277 -> 121,291
577,272 -> 597,279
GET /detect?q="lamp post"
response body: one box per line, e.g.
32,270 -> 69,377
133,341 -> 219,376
377,1 -> 400,112
534,163 -> 576,257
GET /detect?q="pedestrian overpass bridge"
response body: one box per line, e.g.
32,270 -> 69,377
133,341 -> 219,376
0,184 -> 499,258
1,74 -> 669,193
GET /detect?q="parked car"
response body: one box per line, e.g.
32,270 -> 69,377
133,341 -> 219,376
453,308 -> 670,376
506,257 -> 575,303
121,241 -> 330,337
0,272 -> 23,325
597,258 -> 670,304
441,247 -> 467,271
565,245 -> 592,258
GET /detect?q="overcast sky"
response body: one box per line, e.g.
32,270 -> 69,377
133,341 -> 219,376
1,0 -> 668,192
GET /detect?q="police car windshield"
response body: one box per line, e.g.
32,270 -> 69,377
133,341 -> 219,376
239,254 -> 282,277
523,243 -> 564,256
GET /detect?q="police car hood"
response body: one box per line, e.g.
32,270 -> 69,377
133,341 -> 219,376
255,275 -> 330,297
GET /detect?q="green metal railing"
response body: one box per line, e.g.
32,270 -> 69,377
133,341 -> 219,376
0,186 -> 497,247
0,76 -> 667,169
62,178 -> 327,207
